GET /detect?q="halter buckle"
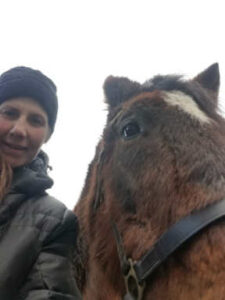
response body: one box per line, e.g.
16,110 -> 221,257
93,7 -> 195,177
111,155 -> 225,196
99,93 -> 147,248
123,258 -> 146,300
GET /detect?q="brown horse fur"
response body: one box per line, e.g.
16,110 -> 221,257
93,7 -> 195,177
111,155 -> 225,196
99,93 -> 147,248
74,63 -> 225,299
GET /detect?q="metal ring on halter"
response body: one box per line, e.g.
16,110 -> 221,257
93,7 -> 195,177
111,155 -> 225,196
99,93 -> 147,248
123,258 -> 146,300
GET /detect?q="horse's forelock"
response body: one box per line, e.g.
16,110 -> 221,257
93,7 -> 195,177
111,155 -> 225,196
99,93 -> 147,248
106,76 -> 220,130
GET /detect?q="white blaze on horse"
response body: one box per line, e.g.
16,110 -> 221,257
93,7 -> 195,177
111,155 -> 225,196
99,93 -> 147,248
74,64 -> 225,299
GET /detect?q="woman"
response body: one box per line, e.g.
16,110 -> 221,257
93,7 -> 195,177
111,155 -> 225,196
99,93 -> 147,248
0,66 -> 81,299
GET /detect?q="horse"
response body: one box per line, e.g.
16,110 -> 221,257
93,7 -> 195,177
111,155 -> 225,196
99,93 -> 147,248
74,63 -> 225,299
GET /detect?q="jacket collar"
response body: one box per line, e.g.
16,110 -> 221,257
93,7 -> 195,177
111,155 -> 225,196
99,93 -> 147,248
11,150 -> 53,196
0,151 -> 53,225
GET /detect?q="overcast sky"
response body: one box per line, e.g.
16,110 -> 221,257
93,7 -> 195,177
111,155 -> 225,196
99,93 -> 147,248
1,0 -> 225,209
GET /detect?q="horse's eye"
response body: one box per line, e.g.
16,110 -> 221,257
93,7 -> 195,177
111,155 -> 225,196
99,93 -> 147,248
121,122 -> 141,139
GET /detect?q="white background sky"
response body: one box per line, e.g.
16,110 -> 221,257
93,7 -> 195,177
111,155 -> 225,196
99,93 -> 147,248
1,0 -> 225,209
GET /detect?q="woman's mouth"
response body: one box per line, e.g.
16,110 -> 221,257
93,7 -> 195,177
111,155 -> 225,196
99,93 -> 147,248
1,141 -> 28,156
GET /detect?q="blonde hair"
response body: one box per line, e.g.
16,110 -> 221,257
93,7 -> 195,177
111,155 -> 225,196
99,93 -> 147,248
0,155 -> 12,201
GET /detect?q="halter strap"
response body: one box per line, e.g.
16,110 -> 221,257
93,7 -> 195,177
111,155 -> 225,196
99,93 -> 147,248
134,198 -> 225,282
112,197 -> 225,299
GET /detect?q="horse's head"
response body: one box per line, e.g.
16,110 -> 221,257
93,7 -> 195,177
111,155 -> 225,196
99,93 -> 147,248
75,64 -> 225,299
100,63 -> 225,225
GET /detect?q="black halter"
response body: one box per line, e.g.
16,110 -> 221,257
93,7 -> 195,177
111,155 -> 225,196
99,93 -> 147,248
112,198 -> 225,300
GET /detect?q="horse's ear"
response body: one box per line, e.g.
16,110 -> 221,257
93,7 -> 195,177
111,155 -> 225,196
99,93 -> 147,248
103,76 -> 141,108
193,63 -> 220,101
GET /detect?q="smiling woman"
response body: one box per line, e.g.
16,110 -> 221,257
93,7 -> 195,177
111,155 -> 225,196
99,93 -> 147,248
0,98 -> 50,167
0,67 -> 81,299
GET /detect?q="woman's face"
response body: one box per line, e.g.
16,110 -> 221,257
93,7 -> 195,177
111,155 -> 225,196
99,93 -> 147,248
0,97 -> 50,168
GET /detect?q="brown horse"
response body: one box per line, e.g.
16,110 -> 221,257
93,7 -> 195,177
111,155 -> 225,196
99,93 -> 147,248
74,63 -> 225,299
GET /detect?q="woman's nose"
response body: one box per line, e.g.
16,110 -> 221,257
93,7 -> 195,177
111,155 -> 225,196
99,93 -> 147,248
9,118 -> 28,139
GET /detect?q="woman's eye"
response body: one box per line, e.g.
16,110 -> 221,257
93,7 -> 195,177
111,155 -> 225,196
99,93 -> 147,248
121,122 -> 141,139
29,115 -> 46,127
0,108 -> 18,119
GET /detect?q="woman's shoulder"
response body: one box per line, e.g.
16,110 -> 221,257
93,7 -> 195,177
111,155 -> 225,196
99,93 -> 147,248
33,194 -> 75,221
18,194 -> 79,243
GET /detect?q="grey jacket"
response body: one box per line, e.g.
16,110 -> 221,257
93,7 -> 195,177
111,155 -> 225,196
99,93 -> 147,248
0,152 -> 81,299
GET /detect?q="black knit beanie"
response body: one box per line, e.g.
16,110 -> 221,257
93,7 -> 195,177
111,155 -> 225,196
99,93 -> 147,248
0,66 -> 58,133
